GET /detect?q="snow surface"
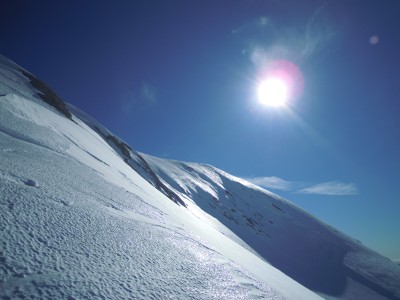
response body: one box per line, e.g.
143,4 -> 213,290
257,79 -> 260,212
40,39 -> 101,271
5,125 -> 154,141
0,55 -> 319,299
140,154 -> 400,300
1,54 -> 400,299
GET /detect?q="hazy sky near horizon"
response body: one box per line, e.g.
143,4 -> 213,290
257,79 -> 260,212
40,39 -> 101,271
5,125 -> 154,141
1,0 -> 399,259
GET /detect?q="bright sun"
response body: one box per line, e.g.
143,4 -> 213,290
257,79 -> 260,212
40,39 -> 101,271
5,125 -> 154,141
257,77 -> 289,107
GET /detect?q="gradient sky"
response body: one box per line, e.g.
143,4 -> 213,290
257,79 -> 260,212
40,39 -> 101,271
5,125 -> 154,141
1,0 -> 399,259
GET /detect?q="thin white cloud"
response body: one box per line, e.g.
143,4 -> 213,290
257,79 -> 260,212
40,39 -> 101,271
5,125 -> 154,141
259,16 -> 268,26
232,16 -> 270,35
233,5 -> 337,68
297,181 -> 358,196
121,82 -> 157,114
140,82 -> 157,104
301,3 -> 336,59
245,176 -> 358,196
246,176 -> 293,190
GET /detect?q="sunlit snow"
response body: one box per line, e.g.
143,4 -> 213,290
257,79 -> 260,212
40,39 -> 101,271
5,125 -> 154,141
1,54 -> 400,300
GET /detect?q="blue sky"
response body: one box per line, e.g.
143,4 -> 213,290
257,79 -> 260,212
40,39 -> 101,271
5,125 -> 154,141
1,0 -> 399,259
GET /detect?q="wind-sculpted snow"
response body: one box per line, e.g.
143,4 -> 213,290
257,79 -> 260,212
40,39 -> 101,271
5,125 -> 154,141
0,131 -> 285,300
344,252 -> 400,299
0,94 -> 70,154
1,55 -> 321,299
1,54 -> 399,299
140,155 -> 400,299
68,104 -> 187,207
0,55 -> 70,117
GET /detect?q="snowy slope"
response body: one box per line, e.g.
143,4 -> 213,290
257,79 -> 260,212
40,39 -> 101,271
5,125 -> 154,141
140,154 -> 400,300
0,55 -> 321,299
1,54 -> 399,299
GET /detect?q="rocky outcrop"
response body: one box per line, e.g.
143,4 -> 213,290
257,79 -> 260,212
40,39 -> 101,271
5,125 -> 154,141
92,125 -> 187,207
20,69 -> 72,119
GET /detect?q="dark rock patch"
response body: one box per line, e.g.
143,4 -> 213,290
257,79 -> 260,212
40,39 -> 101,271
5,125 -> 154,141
20,69 -> 72,119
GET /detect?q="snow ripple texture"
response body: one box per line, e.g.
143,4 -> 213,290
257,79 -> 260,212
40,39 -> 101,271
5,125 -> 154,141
0,132 -> 281,299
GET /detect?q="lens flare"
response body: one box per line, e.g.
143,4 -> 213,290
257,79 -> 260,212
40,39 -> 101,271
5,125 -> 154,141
256,60 -> 303,109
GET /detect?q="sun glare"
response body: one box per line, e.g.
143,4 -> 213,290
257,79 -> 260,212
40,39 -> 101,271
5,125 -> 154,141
258,77 -> 289,107
255,60 -> 304,109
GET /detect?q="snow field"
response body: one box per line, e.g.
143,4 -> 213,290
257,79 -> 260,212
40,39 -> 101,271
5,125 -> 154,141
0,132 -> 284,299
2,54 -> 399,299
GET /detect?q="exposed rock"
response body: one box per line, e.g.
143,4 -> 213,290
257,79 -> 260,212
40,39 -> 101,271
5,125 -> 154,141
20,69 -> 72,119
92,126 -> 187,208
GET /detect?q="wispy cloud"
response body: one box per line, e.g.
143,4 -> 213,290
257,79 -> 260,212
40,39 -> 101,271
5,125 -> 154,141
245,176 -> 358,196
297,181 -> 358,196
246,176 -> 293,190
232,16 -> 270,36
233,4 -> 337,67
121,82 -> 158,114
140,83 -> 157,104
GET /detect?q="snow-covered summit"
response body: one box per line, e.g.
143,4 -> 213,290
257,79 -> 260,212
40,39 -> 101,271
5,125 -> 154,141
1,54 -> 399,299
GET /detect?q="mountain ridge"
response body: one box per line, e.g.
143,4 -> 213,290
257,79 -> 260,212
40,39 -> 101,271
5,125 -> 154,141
1,54 -> 399,299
